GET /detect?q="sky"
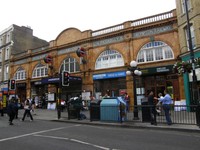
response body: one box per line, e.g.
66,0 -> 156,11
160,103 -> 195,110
0,0 -> 176,42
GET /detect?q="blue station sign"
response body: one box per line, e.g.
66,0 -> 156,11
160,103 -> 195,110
93,71 -> 126,80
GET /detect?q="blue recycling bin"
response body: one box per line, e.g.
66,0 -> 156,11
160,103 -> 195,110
100,97 -> 126,122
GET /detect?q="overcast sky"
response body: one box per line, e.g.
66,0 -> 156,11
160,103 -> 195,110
0,0 -> 176,42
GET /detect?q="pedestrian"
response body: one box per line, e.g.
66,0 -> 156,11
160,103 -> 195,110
147,90 -> 157,125
156,93 -> 163,114
124,93 -> 130,112
14,98 -> 19,119
158,89 -> 173,125
31,97 -> 36,114
7,98 -> 17,125
21,99 -> 33,122
73,95 -> 83,120
0,100 -> 4,116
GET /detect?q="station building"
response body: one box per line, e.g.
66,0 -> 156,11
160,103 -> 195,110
10,9 -> 183,107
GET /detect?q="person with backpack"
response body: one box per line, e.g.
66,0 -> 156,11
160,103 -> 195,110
21,99 -> 33,122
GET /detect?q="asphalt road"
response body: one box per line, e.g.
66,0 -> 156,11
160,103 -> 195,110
0,117 -> 200,150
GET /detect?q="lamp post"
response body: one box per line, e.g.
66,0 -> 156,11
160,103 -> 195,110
126,60 -> 142,120
184,0 -> 198,105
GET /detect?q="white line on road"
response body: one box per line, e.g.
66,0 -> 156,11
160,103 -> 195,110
0,125 -> 81,142
34,134 -> 113,150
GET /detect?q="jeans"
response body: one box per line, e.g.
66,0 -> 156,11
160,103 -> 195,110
150,106 -> 157,125
163,104 -> 172,125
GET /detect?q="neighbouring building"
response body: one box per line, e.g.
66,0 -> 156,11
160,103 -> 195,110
0,24 -> 49,107
175,0 -> 200,105
10,9 -> 182,109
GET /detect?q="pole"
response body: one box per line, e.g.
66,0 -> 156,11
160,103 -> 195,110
184,0 -> 198,105
133,75 -> 139,120
57,73 -> 62,119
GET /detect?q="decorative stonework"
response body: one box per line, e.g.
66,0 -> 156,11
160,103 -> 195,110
133,25 -> 173,38
93,36 -> 124,47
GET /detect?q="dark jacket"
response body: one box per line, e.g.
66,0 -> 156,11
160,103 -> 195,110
7,102 -> 17,115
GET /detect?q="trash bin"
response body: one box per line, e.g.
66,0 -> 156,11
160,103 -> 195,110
67,97 -> 79,119
90,100 -> 101,121
100,97 -> 126,122
67,104 -> 77,119
141,97 -> 151,122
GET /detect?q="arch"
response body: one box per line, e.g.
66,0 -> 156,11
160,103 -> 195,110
14,67 -> 26,80
32,63 -> 48,78
136,41 -> 174,63
95,49 -> 124,69
59,56 -> 80,73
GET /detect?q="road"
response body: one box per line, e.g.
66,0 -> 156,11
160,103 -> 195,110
0,117 -> 200,150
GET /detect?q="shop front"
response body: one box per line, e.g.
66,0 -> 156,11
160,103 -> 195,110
139,65 -> 180,103
16,82 -> 26,102
93,71 -> 127,98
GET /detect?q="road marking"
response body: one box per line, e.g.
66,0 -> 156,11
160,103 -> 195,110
0,125 -> 80,142
34,134 -> 112,150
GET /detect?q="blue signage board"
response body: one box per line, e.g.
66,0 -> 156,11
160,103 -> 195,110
41,76 -> 82,84
93,71 -> 126,80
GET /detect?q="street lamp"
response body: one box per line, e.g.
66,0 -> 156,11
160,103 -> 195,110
184,0 -> 198,105
126,60 -> 142,120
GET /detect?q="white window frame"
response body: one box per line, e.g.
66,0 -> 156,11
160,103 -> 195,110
32,64 -> 48,78
181,0 -> 191,14
60,57 -> 80,73
5,47 -> 10,60
185,25 -> 196,50
95,50 -> 124,69
14,67 -> 26,80
136,41 -> 174,63
4,65 -> 9,80
0,50 -> 2,62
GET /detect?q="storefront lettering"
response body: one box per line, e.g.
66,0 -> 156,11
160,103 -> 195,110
93,36 -> 124,47
133,25 -> 173,38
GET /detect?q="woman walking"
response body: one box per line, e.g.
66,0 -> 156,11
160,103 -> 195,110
21,99 -> 33,121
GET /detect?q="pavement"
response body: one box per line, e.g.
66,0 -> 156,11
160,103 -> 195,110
1,109 -> 199,132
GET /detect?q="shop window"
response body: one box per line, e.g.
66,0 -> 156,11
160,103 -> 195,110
14,67 -> 26,80
137,41 -> 174,63
32,63 -> 48,78
60,57 -> 80,73
95,49 -> 124,69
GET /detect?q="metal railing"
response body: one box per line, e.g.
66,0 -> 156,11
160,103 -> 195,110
87,104 -> 200,126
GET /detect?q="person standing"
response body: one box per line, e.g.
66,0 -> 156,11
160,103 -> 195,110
148,90 -> 157,125
158,89 -> 172,125
7,99 -> 17,125
73,95 -> 83,120
124,93 -> 130,112
21,99 -> 33,122
0,100 -> 4,116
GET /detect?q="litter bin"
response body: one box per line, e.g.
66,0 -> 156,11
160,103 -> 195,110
141,97 -> 151,122
90,100 -> 101,121
67,97 -> 80,119
100,97 -> 126,122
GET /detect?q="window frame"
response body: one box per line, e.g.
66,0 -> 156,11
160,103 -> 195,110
136,41 -> 174,63
60,57 -> 80,73
32,64 -> 48,78
95,49 -> 124,69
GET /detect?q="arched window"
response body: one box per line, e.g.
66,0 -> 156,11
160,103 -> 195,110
14,67 -> 26,80
95,50 -> 124,69
60,57 -> 80,73
32,63 -> 48,78
137,41 -> 174,63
